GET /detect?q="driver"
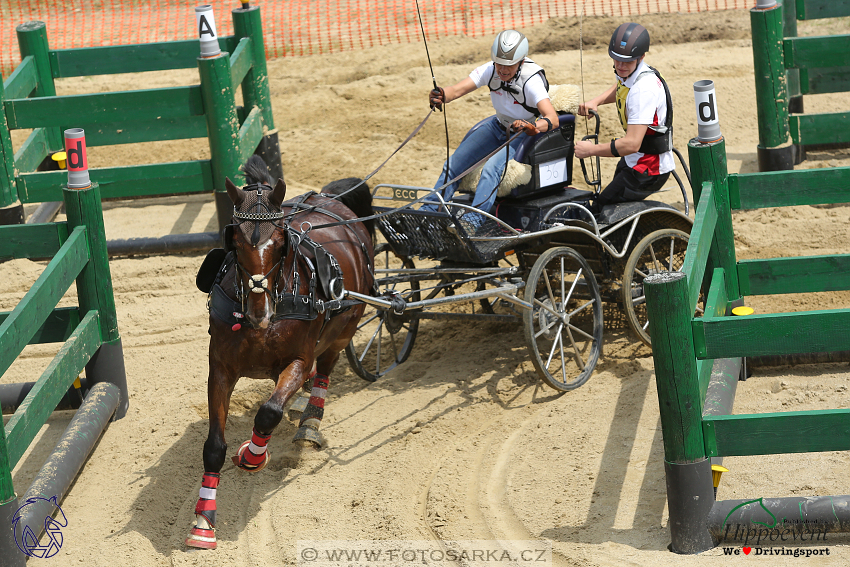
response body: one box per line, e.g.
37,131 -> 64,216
423,30 -> 559,217
574,23 -> 674,216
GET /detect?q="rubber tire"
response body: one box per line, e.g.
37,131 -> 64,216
523,247 -> 603,392
345,251 -> 419,381
622,228 -> 690,347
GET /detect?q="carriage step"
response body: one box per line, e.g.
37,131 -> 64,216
287,394 -> 310,421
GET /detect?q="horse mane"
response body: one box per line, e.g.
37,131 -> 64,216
321,177 -> 375,244
241,155 -> 276,187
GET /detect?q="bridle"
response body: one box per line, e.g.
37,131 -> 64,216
228,183 -> 291,312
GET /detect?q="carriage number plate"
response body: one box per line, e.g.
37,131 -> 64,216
538,158 -> 567,188
393,188 -> 419,201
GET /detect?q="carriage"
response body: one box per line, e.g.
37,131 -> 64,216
342,111 -> 694,391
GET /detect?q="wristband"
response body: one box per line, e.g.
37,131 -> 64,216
538,117 -> 552,132
610,139 -> 620,157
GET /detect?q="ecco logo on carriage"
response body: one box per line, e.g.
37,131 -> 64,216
393,188 -> 419,201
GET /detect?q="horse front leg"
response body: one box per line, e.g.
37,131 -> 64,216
186,364 -> 238,550
232,359 -> 311,471
293,350 -> 342,449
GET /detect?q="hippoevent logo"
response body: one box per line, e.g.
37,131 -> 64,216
719,497 -> 829,546
11,496 -> 67,559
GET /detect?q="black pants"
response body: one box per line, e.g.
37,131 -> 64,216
593,158 -> 670,212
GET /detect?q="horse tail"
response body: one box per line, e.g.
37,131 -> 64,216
321,178 -> 375,244
241,155 -> 276,186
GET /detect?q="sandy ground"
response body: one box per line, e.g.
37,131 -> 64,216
3,9 -> 850,567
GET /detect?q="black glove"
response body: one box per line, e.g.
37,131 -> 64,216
429,87 -> 446,111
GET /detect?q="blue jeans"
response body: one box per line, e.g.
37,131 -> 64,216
423,116 -> 524,214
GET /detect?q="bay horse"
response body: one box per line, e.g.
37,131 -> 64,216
186,156 -> 375,549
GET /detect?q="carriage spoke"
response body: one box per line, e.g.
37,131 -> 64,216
545,323 -> 565,370
566,325 -> 586,371
374,324 -> 383,374
559,332 -> 569,384
648,243 -> 661,273
568,298 -> 595,318
359,323 -> 383,363
668,237 -> 677,269
567,322 -> 595,342
356,312 -> 380,332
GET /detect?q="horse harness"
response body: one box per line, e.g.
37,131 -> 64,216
198,189 -> 374,330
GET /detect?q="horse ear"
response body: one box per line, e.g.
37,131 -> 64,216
270,178 -> 287,208
225,177 -> 243,206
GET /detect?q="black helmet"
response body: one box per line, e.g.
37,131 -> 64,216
609,23 -> 650,62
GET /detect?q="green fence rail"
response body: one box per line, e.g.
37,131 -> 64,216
0,175 -> 128,564
0,5 -> 280,234
643,122 -> 850,553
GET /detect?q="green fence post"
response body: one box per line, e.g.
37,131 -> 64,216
751,1 -> 795,170
62,129 -> 129,419
1,345 -> 24,567
644,271 -> 715,554
688,81 -> 740,304
0,75 -> 23,225
780,0 -> 803,115
15,22 -> 62,152
232,5 -> 283,182
198,52 -> 241,235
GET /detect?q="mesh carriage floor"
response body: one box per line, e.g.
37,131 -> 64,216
375,207 -> 522,264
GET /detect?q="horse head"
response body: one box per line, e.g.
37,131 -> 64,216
225,176 -> 288,329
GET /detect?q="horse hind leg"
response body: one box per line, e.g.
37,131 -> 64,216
293,373 -> 329,449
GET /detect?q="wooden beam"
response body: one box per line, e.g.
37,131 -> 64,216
0,222 -> 68,259
728,168 -> 850,210
738,254 -> 850,296
704,409 -> 850,456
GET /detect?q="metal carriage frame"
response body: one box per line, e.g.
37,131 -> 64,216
341,186 -> 694,392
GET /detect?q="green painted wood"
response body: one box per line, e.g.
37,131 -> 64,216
791,112 -> 850,146
796,0 -> 850,21
687,139 -> 739,302
49,37 -> 230,77
0,226 -> 89,377
0,417 -> 13,501
4,310 -> 101,470
5,86 -> 205,129
13,127 -> 53,174
681,181 -> 717,314
738,254 -> 850,296
237,106 -> 264,165
0,74 -> 17,207
697,268 -> 729,403
198,53 -> 242,191
644,272 -> 706,463
17,160 -> 214,203
751,6 -> 790,149
15,21 -> 61,150
729,167 -> 850,209
73,115 -> 208,147
233,6 -> 275,130
64,184 -> 120,342
802,66 -> 850,95
3,56 -> 37,100
784,35 -> 850,69
0,222 -> 68,259
693,309 -> 850,359
0,307 -> 80,345
703,408 -> 850,456
229,37 -> 253,89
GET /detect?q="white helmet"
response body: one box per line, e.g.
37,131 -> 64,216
491,30 -> 528,66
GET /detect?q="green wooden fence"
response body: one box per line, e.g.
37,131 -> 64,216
0,5 -> 278,231
752,1 -> 850,170
643,129 -> 850,553
0,176 -> 128,563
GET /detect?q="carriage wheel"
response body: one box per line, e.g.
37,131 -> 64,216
523,247 -> 603,392
345,249 -> 419,382
622,228 -> 691,347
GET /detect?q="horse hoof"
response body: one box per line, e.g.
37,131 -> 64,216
231,440 -> 270,472
293,426 -> 322,449
288,394 -> 309,421
186,516 -> 216,549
